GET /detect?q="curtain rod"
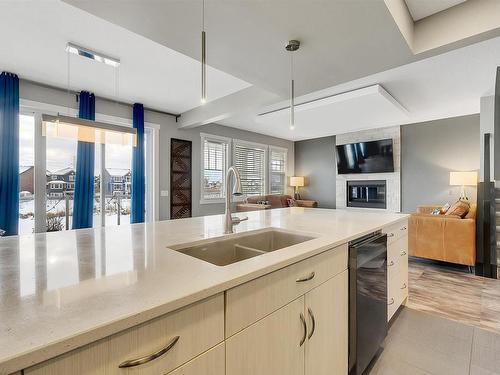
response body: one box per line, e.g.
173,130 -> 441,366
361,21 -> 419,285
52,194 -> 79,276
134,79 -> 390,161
21,78 -> 181,121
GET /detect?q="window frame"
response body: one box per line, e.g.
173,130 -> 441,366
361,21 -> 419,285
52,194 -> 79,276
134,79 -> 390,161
268,146 -> 288,195
200,133 -> 231,204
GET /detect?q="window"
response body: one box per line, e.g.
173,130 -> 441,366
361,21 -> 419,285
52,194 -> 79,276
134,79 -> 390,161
46,132 -> 103,230
201,134 -> 229,202
18,114 -> 35,235
233,141 -> 267,196
270,147 -> 287,195
16,102 -> 158,234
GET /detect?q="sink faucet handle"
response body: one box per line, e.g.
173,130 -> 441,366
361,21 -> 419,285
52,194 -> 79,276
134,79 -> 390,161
231,216 -> 248,224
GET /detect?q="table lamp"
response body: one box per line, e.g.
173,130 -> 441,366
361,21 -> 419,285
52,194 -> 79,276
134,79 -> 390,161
449,171 -> 477,200
290,176 -> 305,199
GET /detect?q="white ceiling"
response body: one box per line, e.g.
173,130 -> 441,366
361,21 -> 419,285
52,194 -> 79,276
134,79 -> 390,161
256,85 -> 409,140
1,0 -> 498,144
64,0 -> 416,98
0,0 -> 250,114
219,34 -> 500,140
405,0 -> 467,21
65,0 -> 500,137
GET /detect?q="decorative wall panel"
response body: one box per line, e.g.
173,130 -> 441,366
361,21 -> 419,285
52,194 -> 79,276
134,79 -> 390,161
170,138 -> 192,219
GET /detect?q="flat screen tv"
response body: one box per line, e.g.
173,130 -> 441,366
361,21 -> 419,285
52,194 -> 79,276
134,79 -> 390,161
336,138 -> 394,174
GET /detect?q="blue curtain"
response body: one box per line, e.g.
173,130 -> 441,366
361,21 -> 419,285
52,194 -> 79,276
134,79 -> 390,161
0,72 -> 20,236
72,91 -> 95,229
131,103 -> 145,223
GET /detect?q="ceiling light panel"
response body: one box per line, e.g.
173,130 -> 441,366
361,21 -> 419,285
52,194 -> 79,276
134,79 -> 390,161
66,42 -> 120,67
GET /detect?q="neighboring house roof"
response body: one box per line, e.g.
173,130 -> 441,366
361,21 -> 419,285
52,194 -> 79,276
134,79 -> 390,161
45,167 -> 132,178
106,168 -> 131,177
52,167 -> 75,176
19,165 -> 33,174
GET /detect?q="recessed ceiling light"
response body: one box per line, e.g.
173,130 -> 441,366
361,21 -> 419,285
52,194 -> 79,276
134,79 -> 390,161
65,42 -> 120,68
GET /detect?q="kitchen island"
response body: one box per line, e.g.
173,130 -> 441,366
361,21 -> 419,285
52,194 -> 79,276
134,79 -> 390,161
0,207 -> 408,374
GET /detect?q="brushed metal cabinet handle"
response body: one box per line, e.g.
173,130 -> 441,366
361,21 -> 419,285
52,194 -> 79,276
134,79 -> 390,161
296,271 -> 315,283
400,250 -> 407,256
307,307 -> 316,340
299,313 -> 307,347
388,260 -> 395,266
401,283 -> 407,290
388,298 -> 395,306
118,335 -> 180,368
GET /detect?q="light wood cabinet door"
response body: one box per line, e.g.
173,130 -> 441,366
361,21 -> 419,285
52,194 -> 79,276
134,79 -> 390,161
226,296 -> 305,375
305,270 -> 348,375
167,343 -> 224,375
226,244 -> 348,337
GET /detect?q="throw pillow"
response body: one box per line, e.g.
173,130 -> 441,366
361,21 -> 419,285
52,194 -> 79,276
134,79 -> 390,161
287,198 -> 298,207
445,200 -> 470,218
439,203 -> 451,214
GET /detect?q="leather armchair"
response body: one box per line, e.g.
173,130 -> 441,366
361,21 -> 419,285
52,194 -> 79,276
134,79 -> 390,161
408,204 -> 476,266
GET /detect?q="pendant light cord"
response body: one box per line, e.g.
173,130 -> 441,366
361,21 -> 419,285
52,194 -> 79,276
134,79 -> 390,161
290,47 -> 295,129
67,49 -> 71,116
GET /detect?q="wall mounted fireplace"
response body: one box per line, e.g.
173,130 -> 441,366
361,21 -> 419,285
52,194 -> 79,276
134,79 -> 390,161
347,180 -> 387,209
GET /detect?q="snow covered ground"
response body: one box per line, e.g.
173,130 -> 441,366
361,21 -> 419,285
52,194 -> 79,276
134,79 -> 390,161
18,198 -> 131,235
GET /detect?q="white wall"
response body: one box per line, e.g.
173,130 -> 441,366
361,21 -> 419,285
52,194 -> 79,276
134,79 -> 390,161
19,80 -> 294,221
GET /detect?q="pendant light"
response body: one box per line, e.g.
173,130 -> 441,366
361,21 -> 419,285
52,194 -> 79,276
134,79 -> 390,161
201,0 -> 207,104
286,40 -> 300,130
42,43 -> 136,147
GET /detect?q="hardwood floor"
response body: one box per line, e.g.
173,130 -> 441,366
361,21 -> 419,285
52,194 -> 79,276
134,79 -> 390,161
407,257 -> 500,334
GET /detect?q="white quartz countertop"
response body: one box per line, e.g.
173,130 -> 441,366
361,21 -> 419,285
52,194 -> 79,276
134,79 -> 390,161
0,207 -> 408,373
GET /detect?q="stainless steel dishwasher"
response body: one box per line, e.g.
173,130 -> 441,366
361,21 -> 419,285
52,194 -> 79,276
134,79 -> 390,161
348,231 -> 388,375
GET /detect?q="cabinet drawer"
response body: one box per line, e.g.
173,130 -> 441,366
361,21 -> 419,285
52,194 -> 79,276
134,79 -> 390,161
167,343 -> 225,375
225,244 -> 348,337
387,236 -> 408,267
26,294 -> 224,375
399,250 -> 409,300
383,219 -> 408,245
387,235 -> 408,321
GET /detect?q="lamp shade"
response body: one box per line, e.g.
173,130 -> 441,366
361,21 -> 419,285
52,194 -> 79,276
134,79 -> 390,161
290,176 -> 305,187
449,171 -> 477,186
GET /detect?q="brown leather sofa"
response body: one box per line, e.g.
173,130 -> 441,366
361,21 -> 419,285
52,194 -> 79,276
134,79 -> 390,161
409,204 -> 477,266
236,194 -> 318,212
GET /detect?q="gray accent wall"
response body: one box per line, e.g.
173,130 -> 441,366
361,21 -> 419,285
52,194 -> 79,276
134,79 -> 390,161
294,136 -> 336,208
294,115 -> 480,213
20,80 -> 294,221
401,114 -> 480,213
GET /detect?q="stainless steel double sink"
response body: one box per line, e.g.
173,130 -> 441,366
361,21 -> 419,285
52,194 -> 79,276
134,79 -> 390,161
169,228 -> 316,266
